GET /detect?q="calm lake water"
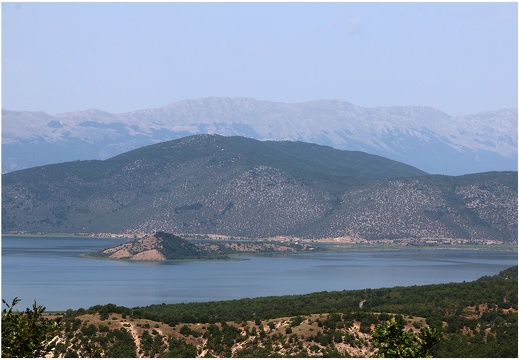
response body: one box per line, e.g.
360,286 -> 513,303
2,236 -> 517,311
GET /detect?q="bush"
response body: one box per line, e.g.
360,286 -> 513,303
1,297 -> 62,358
372,317 -> 441,358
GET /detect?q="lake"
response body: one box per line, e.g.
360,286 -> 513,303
2,236 -> 517,311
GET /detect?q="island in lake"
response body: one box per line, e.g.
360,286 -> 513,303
87,231 -> 317,261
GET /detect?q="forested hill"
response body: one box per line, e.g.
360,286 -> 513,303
45,266 -> 518,357
2,134 -> 517,241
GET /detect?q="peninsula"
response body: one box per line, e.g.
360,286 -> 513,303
87,231 -> 316,261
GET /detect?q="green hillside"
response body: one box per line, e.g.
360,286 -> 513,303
2,135 -> 517,241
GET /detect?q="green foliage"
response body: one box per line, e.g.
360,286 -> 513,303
179,324 -> 200,337
104,328 -> 137,357
372,317 -> 441,358
80,324 -> 97,337
160,337 -> 198,357
155,232 -> 204,259
290,315 -> 305,327
86,303 -> 132,318
1,297 -> 62,358
139,329 -> 166,357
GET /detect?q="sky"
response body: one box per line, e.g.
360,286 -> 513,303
1,1 -> 518,116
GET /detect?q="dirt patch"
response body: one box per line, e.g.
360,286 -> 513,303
108,248 -> 133,259
131,249 -> 166,261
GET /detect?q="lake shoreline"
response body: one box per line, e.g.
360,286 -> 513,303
3,233 -> 517,253
77,252 -> 248,262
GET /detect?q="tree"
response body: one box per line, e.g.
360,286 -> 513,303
372,316 -> 441,358
2,297 -> 62,358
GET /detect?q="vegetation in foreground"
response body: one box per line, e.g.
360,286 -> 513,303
2,266 -> 517,357
1,298 -> 62,358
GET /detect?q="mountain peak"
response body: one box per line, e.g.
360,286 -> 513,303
2,97 -> 517,175
55,109 -> 118,121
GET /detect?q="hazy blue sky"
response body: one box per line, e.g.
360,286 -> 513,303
2,2 -> 517,115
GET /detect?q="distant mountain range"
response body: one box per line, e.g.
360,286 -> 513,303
3,135 -> 517,241
2,97 -> 517,175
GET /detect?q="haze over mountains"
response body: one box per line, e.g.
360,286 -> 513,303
2,98 -> 517,175
3,135 -> 517,241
